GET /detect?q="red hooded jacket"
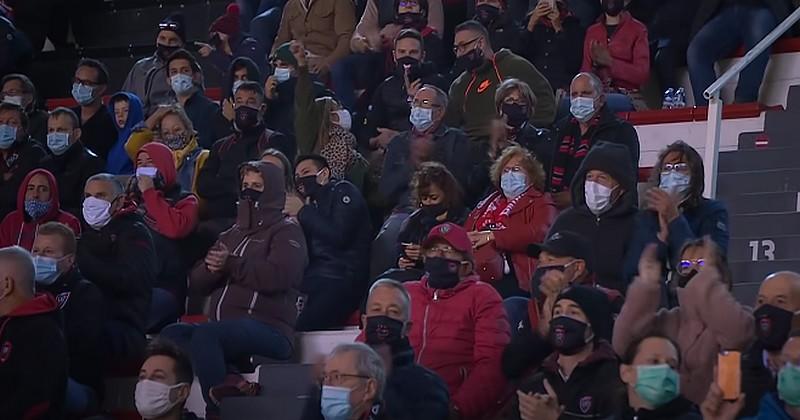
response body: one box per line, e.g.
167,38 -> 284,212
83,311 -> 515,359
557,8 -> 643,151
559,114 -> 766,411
0,169 -> 80,250
136,142 -> 199,239
405,275 -> 510,419
581,11 -> 650,90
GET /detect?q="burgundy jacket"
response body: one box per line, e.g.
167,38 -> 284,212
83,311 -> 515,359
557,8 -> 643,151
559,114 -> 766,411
581,12 -> 650,90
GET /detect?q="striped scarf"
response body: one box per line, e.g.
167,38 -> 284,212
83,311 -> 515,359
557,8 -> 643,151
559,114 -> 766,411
549,117 -> 599,192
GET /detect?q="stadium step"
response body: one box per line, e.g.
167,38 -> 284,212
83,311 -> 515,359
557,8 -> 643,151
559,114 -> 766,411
729,211 -> 800,238
724,191 -> 800,215
731,282 -> 761,305
719,147 -> 800,173
728,235 -> 800,263
730,260 -> 800,285
717,168 -> 800,196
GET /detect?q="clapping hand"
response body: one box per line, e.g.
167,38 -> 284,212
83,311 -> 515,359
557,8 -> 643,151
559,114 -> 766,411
517,379 -> 564,420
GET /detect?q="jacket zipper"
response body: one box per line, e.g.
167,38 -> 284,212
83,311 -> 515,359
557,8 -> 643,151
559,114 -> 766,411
216,282 -> 230,320
247,292 -> 258,315
416,290 -> 438,364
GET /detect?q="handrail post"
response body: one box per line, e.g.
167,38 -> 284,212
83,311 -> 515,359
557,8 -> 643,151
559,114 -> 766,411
704,93 -> 723,198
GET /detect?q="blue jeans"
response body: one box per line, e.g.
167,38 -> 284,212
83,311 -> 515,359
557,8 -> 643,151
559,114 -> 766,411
160,319 -> 293,414
330,52 -> 384,111
503,296 -> 530,338
64,378 -> 95,414
148,288 -> 181,333
687,4 -> 777,105
250,2 -> 285,56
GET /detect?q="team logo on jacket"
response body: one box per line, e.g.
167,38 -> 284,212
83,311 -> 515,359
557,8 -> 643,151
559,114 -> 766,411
477,80 -> 491,93
0,341 -> 11,363
579,396 -> 593,414
55,292 -> 71,309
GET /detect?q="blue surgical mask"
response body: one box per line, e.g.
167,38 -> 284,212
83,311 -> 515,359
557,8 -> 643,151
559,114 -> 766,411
779,363 -> 800,406
409,106 -> 434,131
570,96 -> 596,122
320,385 -> 351,420
170,74 -> 194,95
659,170 -> 691,198
500,171 -> 528,198
274,67 -> 292,83
25,199 -> 51,220
634,364 -> 680,407
71,83 -> 95,106
33,255 -> 61,285
0,124 -> 17,149
47,132 -> 71,156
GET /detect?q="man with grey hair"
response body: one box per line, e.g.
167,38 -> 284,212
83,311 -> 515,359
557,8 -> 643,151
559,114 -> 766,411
77,173 -> 156,362
360,279 -> 450,420
547,72 -> 640,209
373,84 -> 472,279
0,245 -> 68,419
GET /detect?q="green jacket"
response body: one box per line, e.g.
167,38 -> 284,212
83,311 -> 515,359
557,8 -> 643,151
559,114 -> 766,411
445,49 -> 555,142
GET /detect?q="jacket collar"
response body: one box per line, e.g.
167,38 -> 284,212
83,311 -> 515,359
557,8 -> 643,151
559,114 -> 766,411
542,340 -> 617,374
623,395 -> 696,419
4,293 -> 58,318
418,274 -> 480,300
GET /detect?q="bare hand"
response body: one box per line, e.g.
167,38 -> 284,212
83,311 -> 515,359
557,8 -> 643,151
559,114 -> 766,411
289,41 -> 307,68
590,40 -> 613,67
352,36 -> 371,53
222,98 -> 234,122
552,191 -> 571,209
536,295 -> 554,337
518,379 -> 563,420
646,187 -> 680,224
218,33 -> 233,55
145,106 -> 171,130
309,60 -> 330,76
467,231 -> 494,249
398,257 -> 417,269
284,194 -> 306,217
490,116 -> 509,152
196,42 -> 214,58
637,244 -> 661,286
527,1 -> 553,31
265,76 -> 278,100
700,381 -> 745,420
404,243 -> 422,261
379,24 -> 401,50
137,173 -> 155,192
205,242 -> 230,272
539,268 -> 568,298
369,128 -> 398,150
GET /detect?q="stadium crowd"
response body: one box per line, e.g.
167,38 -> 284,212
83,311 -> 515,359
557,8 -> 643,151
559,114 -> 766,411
0,0 -> 798,419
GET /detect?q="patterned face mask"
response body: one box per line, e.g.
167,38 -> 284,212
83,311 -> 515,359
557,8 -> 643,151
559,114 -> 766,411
162,134 -> 187,150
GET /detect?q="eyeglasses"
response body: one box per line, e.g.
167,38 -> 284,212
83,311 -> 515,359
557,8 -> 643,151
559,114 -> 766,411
502,98 -> 527,106
321,372 -> 369,386
410,98 -> 442,108
159,22 -> 180,31
678,258 -> 705,274
662,163 -> 690,173
73,78 -> 101,87
424,244 -> 462,258
502,166 -> 524,174
453,37 -> 481,54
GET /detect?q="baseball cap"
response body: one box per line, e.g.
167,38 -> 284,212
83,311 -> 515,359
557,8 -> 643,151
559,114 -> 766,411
422,222 -> 473,258
527,231 -> 593,272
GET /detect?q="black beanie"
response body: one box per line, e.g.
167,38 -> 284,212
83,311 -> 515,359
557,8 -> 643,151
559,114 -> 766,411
555,285 -> 614,342
159,13 -> 187,43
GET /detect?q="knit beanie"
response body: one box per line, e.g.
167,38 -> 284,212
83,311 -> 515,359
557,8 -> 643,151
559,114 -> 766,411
209,3 -> 241,37
159,13 -> 187,43
555,285 -> 614,342
271,42 -> 298,67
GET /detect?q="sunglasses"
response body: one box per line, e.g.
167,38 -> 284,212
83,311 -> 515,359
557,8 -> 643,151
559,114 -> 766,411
678,258 -> 705,274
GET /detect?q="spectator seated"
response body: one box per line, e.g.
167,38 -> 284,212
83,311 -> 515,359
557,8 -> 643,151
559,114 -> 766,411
106,92 -> 145,175
0,102 -> 46,219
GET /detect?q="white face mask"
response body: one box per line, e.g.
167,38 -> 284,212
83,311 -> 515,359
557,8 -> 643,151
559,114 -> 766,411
332,109 -> 352,131
274,67 -> 292,83
2,95 -> 23,106
136,166 -> 158,178
409,106 -> 434,132
82,196 -> 113,229
584,180 -> 615,215
135,379 -> 186,419
170,74 -> 194,95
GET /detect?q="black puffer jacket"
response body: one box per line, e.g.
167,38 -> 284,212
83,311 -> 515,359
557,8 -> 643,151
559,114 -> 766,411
518,15 -> 584,91
383,338 -> 451,420
41,142 -> 105,218
548,142 -> 638,293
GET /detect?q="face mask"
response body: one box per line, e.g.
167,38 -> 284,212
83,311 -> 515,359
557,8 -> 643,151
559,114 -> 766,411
170,74 -> 194,95
634,364 -> 680,407
3,95 -> 22,106
297,171 -> 323,198
83,196 -> 113,230
25,199 -> 51,220
397,12 -> 425,28
548,316 -> 592,355
274,67 -> 292,83
475,4 -> 501,26
157,43 -> 180,61
71,83 -> 95,106
235,105 -> 261,132
232,79 -> 245,94
659,171 -> 691,198
396,56 -> 421,75
754,304 -> 795,351
779,364 -> 800,406
456,46 -> 485,72
136,166 -> 159,178
240,188 -> 262,202
47,132 -> 71,156
365,315 -> 405,345
675,270 -> 698,288
332,109 -> 352,131
420,202 -> 447,220
501,103 -> 528,129
501,171 -> 528,199
409,106 -> 434,132
321,385 -> 352,420
570,97 -> 596,123
425,256 -> 462,289
162,134 -> 187,150
33,255 -> 61,285
135,379 -> 185,419
602,0 -> 624,16
585,180 -> 615,216
0,124 -> 17,149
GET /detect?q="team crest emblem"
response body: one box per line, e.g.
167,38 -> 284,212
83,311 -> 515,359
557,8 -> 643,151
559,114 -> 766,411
440,224 -> 451,234
553,325 -> 566,346
56,292 -> 71,309
0,341 -> 11,363
579,396 -> 593,413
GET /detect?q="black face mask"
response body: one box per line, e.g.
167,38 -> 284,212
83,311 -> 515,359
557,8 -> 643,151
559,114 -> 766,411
602,0 -> 624,17
475,4 -> 501,26
676,269 -> 698,288
156,43 -> 180,61
235,106 -> 261,132
396,56 -> 421,77
365,315 -> 405,345
530,265 -> 569,301
501,103 -> 528,129
425,256 -> 462,289
240,188 -> 262,202
420,202 -> 447,220
455,46 -> 485,72
754,304 -> 794,351
397,12 -> 425,29
297,174 -> 322,198
548,316 -> 591,355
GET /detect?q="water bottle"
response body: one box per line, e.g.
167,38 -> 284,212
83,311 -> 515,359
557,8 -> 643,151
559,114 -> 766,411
662,88 -> 675,109
674,87 -> 686,108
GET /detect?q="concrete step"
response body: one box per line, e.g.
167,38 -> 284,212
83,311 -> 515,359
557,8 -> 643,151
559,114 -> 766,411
718,169 -> 800,196
719,148 -> 800,173
730,212 -> 800,237
729,235 -> 800,263
722,191 -> 800,215
739,107 -> 800,150
730,260 -> 800,285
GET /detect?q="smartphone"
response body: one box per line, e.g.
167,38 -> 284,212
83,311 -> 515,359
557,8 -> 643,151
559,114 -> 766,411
718,350 -> 741,400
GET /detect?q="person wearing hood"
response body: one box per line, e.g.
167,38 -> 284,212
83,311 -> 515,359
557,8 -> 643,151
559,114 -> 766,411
547,141 -> 638,293
161,161 -> 308,418
77,173 -> 157,362
165,50 -> 223,150
0,74 -> 47,144
613,243 -> 753,405
70,58 -> 118,161
472,0 -> 520,52
220,57 -> 262,135
107,92 -> 145,175
125,105 -> 209,197
0,102 -> 46,219
623,141 -> 729,284
405,222 -> 510,419
32,222 -> 105,415
0,168 -> 81,250
445,20 -> 555,141
122,13 -> 187,115
611,334 -> 701,420
196,3 -> 262,79
510,285 -> 623,420
548,72 -> 640,210
129,142 -> 199,332
286,154 -> 371,331
0,246 -> 68,419
42,107 -> 105,218
197,80 -> 291,231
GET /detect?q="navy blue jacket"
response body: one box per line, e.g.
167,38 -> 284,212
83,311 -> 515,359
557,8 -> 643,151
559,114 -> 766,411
745,392 -> 793,420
